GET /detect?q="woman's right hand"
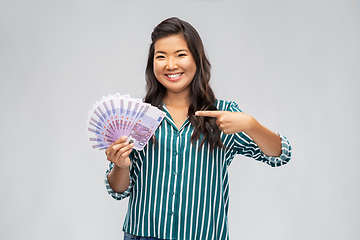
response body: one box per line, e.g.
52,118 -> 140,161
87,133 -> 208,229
105,136 -> 134,169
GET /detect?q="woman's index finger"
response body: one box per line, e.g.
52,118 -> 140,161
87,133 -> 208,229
195,110 -> 224,118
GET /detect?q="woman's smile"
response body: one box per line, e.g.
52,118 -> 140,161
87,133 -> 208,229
165,72 -> 184,81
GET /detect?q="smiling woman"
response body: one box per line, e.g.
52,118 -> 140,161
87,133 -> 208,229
153,35 -> 197,96
104,17 -> 292,240
144,17 -> 224,150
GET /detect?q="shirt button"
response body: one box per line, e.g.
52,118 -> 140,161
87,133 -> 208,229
169,211 -> 174,215
174,151 -> 178,155
173,171 -> 177,175
171,191 -> 175,195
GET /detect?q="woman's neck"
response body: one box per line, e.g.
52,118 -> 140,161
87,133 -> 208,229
163,91 -> 190,108
163,91 -> 190,129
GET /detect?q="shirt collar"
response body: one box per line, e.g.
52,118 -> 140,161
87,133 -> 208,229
162,103 -> 190,132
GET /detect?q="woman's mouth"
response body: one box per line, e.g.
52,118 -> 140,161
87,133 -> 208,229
165,73 -> 183,81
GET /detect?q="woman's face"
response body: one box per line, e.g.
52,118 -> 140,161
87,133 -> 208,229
153,34 -> 197,97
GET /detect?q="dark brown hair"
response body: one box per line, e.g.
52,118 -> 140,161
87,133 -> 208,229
144,17 -> 224,151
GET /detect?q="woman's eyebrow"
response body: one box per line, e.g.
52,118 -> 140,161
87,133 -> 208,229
155,49 -> 189,55
175,49 -> 189,53
155,50 -> 166,55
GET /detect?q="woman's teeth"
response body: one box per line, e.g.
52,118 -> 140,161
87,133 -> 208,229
167,73 -> 182,79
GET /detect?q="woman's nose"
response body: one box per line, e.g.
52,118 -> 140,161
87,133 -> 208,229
166,58 -> 178,70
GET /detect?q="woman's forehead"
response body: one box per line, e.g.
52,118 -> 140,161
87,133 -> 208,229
154,34 -> 189,53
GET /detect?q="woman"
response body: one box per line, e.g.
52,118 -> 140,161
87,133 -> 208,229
105,17 -> 291,240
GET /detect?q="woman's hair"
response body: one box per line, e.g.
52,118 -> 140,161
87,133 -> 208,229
144,17 -> 224,151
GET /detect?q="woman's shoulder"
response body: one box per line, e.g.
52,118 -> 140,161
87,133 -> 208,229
215,99 -> 242,112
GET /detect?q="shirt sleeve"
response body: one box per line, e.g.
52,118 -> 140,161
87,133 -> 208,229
104,149 -> 143,200
225,101 -> 292,167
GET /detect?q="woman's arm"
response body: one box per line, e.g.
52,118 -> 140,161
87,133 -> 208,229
243,116 -> 281,157
195,111 -> 281,157
107,164 -> 131,193
105,136 -> 134,193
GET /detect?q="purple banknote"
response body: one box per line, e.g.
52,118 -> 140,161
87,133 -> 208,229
86,93 -> 165,151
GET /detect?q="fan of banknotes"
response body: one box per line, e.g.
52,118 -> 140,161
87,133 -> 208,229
86,93 -> 166,150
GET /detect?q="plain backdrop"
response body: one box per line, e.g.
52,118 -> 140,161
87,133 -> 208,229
1,0 -> 359,239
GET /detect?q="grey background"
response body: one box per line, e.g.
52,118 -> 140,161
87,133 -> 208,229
1,0 -> 359,239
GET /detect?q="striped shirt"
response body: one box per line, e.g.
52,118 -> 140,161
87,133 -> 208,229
105,100 -> 292,240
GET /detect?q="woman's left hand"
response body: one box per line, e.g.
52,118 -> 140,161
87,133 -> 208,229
195,110 -> 254,134
196,110 -> 282,156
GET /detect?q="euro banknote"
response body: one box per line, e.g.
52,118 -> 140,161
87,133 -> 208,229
86,93 -> 165,150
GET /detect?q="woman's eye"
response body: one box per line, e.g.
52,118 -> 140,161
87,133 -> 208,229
178,53 -> 186,57
155,55 -> 165,59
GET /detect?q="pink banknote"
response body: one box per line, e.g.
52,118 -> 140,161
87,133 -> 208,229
86,93 -> 165,150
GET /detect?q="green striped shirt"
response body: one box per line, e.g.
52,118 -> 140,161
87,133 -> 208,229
105,100 -> 292,240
